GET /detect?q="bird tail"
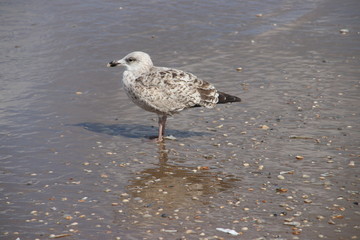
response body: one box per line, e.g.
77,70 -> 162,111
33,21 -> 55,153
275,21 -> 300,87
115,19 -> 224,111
217,91 -> 241,104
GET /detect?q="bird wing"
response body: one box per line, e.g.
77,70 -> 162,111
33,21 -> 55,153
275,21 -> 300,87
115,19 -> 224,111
132,67 -> 219,114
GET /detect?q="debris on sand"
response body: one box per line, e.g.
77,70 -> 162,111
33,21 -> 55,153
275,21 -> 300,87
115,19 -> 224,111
216,228 -> 239,236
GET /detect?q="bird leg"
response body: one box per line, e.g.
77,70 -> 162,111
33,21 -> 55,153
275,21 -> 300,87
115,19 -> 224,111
157,115 -> 167,142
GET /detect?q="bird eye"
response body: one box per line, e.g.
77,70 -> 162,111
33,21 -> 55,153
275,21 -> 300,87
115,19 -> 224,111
127,57 -> 136,63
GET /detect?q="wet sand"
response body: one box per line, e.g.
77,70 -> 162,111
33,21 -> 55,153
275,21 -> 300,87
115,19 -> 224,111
1,0 -> 359,239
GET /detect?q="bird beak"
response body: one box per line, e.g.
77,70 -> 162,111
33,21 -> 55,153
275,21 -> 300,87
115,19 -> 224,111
107,59 -> 123,67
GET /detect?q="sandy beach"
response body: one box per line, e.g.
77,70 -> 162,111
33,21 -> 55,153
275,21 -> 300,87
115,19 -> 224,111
1,0 -> 359,239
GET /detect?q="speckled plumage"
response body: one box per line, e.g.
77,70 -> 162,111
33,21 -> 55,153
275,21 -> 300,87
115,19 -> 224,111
107,51 -> 240,141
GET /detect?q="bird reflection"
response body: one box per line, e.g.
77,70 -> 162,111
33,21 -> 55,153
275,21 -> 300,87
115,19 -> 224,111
123,143 -> 239,213
157,142 -> 168,164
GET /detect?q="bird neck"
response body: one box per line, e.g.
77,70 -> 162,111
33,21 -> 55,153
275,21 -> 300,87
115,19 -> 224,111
123,70 -> 144,87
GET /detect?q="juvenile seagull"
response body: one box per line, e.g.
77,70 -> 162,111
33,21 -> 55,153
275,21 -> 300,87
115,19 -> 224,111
107,51 -> 241,142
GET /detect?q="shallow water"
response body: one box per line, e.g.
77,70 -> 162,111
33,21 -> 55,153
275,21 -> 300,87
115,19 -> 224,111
1,0 -> 359,239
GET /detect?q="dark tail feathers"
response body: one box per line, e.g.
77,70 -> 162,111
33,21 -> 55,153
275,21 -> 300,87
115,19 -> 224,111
218,91 -> 241,104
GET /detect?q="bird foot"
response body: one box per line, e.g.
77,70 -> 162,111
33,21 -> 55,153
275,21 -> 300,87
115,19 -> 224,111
147,135 -> 164,142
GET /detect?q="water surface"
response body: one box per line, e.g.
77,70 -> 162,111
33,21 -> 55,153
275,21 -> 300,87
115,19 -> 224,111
1,0 -> 359,239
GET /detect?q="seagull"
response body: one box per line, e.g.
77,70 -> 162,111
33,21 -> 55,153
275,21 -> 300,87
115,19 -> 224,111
107,51 -> 241,142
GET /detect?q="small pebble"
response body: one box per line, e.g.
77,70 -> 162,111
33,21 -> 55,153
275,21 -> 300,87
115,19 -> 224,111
260,125 -> 270,130
276,188 -> 288,193
162,229 -> 177,233
30,211 -> 38,215
284,221 -> 301,227
294,211 -> 302,217
64,215 -> 73,220
277,175 -> 285,180
331,215 -> 344,219
49,234 -> 72,239
339,28 -> 349,34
